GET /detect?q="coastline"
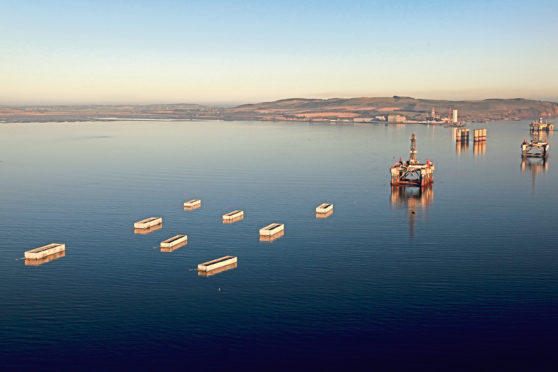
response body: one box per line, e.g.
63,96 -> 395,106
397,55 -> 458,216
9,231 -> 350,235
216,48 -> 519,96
2,96 -> 558,125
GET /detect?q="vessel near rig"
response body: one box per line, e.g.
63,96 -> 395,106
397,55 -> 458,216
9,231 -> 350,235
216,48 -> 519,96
390,133 -> 435,187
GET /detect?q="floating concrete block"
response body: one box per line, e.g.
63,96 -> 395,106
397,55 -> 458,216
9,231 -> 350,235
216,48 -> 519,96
134,224 -> 162,235
184,199 -> 201,209
315,203 -> 333,214
25,243 -> 66,260
134,217 -> 162,229
222,210 -> 244,223
160,234 -> 188,251
198,256 -> 238,272
198,262 -> 237,277
259,223 -> 284,237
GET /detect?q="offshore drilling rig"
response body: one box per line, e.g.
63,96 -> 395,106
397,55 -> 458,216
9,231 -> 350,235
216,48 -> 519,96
521,131 -> 549,159
390,133 -> 435,187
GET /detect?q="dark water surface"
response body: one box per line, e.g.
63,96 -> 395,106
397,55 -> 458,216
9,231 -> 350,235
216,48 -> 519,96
1,120 -> 557,370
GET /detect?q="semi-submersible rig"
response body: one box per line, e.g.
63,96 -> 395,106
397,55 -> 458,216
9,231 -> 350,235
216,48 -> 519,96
390,133 -> 435,187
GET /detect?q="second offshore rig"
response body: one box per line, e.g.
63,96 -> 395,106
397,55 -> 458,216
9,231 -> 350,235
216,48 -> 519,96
390,133 -> 435,187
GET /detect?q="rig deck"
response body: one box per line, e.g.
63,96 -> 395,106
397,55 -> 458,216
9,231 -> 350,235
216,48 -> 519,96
521,136 -> 549,158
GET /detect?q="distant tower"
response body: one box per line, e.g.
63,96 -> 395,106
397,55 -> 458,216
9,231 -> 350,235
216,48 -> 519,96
453,109 -> 459,123
431,107 -> 436,117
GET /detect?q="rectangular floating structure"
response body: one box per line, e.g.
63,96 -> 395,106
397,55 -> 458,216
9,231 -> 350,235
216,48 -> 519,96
25,251 -> 65,266
222,210 -> 244,222
473,128 -> 487,142
259,230 -> 284,242
198,256 -> 238,272
134,224 -> 162,235
198,262 -> 237,277
315,203 -> 334,214
134,217 -> 162,229
184,199 -> 201,208
25,243 -> 66,260
160,234 -> 188,249
259,223 -> 284,237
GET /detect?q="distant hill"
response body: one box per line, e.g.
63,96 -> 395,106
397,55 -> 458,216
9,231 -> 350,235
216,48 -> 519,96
224,97 -> 558,123
1,97 -> 557,123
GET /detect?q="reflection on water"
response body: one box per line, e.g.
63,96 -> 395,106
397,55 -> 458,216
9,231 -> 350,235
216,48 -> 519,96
259,230 -> 284,242
25,251 -> 65,266
316,210 -> 334,219
197,262 -> 238,277
521,158 -> 549,194
1,119 -> 558,370
473,141 -> 486,155
133,224 -> 163,235
456,140 -> 469,153
390,186 -> 433,237
537,130 -> 553,142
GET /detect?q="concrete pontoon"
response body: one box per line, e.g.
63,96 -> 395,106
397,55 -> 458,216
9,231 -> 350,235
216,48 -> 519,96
134,224 -> 162,235
259,223 -> 284,237
134,217 -> 163,229
473,128 -> 487,142
198,262 -> 238,277
25,251 -> 65,266
222,210 -> 244,222
160,234 -> 188,249
184,199 -> 201,209
259,230 -> 284,242
315,203 -> 334,214
198,256 -> 238,272
25,243 -> 66,260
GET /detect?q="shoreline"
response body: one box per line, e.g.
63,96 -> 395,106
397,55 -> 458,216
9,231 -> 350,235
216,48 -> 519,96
0,116 -> 552,125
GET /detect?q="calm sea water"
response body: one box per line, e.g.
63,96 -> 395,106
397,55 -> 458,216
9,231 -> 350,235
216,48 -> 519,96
1,119 -> 557,371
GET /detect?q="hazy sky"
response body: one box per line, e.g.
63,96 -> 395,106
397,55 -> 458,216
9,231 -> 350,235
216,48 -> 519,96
1,0 -> 557,104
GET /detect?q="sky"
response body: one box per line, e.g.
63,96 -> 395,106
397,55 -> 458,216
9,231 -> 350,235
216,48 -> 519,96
1,0 -> 557,105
